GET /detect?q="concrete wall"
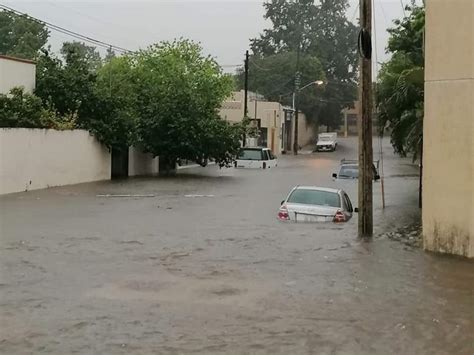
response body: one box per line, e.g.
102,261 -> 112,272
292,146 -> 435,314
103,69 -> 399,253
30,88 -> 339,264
128,147 -> 159,176
0,129 -> 111,195
0,56 -> 36,94
423,0 -> 474,257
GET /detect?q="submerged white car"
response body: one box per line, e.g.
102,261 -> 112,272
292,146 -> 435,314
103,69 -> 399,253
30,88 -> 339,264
277,186 -> 355,223
235,147 -> 277,169
315,132 -> 338,152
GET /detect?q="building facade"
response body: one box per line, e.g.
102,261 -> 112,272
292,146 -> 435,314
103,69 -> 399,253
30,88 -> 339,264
423,0 -> 473,257
0,55 -> 36,94
219,90 -> 314,154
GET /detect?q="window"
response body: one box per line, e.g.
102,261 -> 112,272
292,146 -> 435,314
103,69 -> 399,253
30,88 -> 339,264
339,164 -> 359,178
268,150 -> 276,160
262,150 -> 269,161
344,193 -> 353,212
287,189 -> 341,208
238,149 -> 264,160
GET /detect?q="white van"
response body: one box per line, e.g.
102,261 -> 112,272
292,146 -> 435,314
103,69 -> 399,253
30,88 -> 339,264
235,147 -> 278,169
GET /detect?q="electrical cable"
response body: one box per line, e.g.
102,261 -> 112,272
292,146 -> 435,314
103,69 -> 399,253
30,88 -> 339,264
0,4 -> 132,53
349,3 -> 360,24
399,0 -> 407,17
373,0 -> 386,208
41,0 -> 149,44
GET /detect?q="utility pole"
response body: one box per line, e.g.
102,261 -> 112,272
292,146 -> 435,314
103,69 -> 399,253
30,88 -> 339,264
293,43 -> 301,155
243,50 -> 249,147
358,0 -> 373,238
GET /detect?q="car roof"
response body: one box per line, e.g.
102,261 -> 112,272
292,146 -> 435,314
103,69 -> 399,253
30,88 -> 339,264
239,147 -> 269,150
293,186 -> 342,194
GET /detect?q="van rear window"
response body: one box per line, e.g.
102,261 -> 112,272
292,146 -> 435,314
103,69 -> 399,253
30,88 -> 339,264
238,149 -> 263,160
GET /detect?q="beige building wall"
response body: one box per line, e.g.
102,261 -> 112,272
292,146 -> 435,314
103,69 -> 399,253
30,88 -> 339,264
0,129 -> 111,195
128,147 -> 159,176
423,0 -> 474,257
0,56 -> 36,94
220,91 -> 315,153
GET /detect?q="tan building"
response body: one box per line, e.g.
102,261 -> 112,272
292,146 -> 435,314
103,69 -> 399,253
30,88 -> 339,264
423,0 -> 474,257
219,90 -> 314,154
341,101 -> 360,136
0,55 -> 36,94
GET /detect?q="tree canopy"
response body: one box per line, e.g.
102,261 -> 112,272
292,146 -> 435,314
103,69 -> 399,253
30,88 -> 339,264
243,0 -> 358,129
377,4 -> 424,159
0,10 -> 49,59
130,40 -> 240,168
237,52 -> 326,122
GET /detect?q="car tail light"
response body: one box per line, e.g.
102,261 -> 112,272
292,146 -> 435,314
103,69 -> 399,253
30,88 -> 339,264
278,205 -> 290,221
333,210 -> 346,223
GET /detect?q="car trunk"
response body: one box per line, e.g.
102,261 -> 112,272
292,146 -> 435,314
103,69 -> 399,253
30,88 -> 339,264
285,203 -> 338,222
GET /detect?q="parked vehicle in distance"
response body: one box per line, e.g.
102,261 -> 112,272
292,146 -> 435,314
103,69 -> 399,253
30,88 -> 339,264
277,186 -> 355,223
315,132 -> 338,152
235,147 -> 277,169
332,159 -> 380,180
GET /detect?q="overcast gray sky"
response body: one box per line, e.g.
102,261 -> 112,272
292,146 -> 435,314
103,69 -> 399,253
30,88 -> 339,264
5,1 -> 411,73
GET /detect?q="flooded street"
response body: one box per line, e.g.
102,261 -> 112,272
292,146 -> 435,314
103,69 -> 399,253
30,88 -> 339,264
1,138 -> 473,354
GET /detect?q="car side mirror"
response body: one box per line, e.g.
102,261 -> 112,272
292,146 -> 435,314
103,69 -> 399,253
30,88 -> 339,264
332,173 -> 337,179
281,200 -> 285,206
374,174 -> 380,181
354,207 -> 359,213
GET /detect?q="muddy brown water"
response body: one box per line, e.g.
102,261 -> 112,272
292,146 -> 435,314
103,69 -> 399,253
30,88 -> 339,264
1,138 -> 473,354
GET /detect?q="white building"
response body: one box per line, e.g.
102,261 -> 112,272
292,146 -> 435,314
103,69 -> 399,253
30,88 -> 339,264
0,55 -> 36,94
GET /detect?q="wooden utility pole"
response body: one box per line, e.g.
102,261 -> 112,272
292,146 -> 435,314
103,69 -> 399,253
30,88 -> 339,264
243,50 -> 249,147
358,0 -> 373,238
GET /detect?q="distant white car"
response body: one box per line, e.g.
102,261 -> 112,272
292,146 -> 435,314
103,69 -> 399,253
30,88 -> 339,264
235,147 -> 277,169
277,186 -> 355,223
315,132 -> 338,152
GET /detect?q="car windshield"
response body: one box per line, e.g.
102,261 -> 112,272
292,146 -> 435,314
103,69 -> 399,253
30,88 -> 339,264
238,149 -> 262,160
339,164 -> 359,178
320,136 -> 332,141
287,189 -> 341,207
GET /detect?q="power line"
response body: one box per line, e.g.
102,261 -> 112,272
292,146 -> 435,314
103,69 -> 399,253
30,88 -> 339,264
249,59 -> 273,72
373,0 -> 386,209
349,3 -> 360,23
41,0 -> 149,44
399,0 -> 407,17
0,3 -> 132,54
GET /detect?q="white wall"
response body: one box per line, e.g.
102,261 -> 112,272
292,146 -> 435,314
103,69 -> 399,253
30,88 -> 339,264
0,56 -> 36,94
128,147 -> 159,176
0,129 -> 111,195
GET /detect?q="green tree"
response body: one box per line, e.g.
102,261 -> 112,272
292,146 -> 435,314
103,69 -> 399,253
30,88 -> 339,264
237,52 -> 326,122
249,0 -> 358,129
89,56 -> 137,151
104,46 -> 116,63
131,40 -> 239,172
377,4 -> 424,159
0,10 -> 49,59
61,41 -> 102,72
0,87 -> 75,129
35,42 -> 99,120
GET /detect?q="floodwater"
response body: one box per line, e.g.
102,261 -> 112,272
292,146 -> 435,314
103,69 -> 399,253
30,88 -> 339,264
0,138 -> 473,354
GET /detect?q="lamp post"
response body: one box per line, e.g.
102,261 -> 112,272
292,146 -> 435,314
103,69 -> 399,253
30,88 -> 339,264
292,80 -> 324,154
